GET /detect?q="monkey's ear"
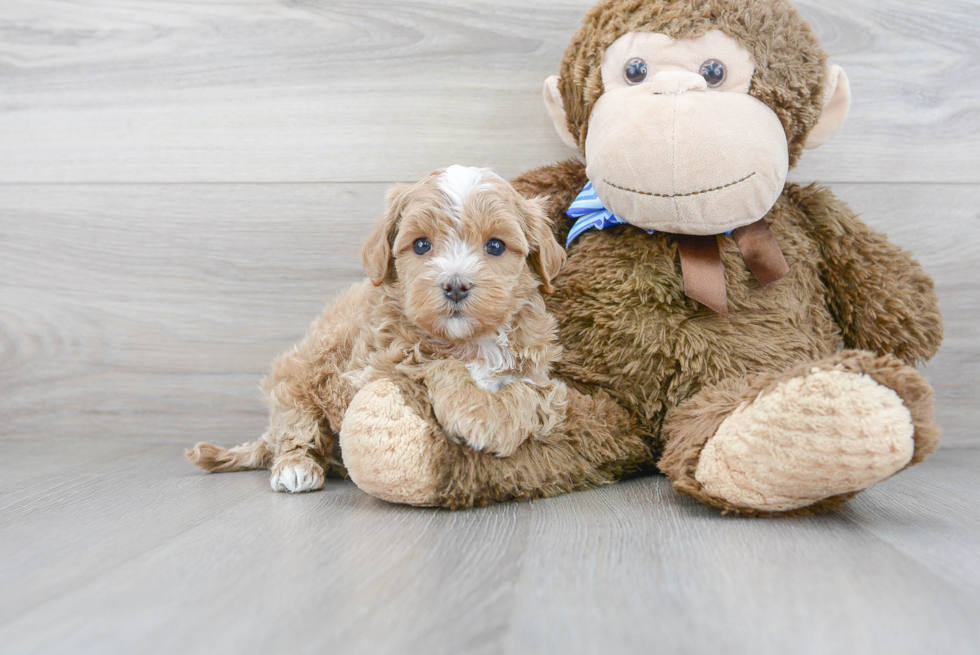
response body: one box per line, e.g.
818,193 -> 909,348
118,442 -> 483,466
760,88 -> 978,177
522,196 -> 566,294
543,76 -> 578,151
805,65 -> 851,150
361,184 -> 409,286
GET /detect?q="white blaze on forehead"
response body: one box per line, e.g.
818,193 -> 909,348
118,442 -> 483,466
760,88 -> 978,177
430,235 -> 482,284
437,165 -> 494,216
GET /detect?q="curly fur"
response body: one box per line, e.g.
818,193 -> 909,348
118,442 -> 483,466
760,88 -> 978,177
187,167 -> 568,488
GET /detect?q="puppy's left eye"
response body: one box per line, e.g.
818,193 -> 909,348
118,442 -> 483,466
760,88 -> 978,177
413,238 -> 432,255
485,239 -> 506,257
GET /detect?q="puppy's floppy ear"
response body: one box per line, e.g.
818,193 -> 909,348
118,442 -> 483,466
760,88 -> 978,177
521,196 -> 566,295
362,183 -> 410,286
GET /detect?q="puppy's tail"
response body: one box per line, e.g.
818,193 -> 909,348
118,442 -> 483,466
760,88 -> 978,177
185,439 -> 273,473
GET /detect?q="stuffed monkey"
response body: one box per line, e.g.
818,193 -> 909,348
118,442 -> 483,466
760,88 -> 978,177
338,0 -> 943,516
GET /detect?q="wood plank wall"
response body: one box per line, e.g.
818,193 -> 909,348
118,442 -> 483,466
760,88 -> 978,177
1,0 -> 977,446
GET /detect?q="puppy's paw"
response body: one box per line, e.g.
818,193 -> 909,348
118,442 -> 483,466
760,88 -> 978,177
433,382 -> 547,457
444,421 -> 528,458
270,456 -> 325,493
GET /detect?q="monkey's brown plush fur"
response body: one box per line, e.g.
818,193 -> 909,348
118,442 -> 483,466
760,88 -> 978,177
335,0 -> 944,515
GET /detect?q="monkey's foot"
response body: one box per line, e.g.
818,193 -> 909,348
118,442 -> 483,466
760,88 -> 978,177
339,379 -> 442,506
660,351 -> 939,515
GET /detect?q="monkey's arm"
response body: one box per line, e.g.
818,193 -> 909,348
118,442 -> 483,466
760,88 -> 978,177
422,360 -> 568,458
511,159 -> 588,243
795,184 -> 943,366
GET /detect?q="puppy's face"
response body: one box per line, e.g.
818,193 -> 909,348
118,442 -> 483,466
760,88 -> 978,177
362,166 -> 565,342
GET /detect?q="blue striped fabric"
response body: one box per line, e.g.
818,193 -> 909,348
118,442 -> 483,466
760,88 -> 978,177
565,181 -> 654,247
565,181 -> 738,247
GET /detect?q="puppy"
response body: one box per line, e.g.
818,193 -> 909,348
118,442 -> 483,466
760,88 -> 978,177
187,165 -> 568,493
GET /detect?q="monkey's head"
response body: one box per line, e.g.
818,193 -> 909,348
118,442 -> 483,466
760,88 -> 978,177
544,0 -> 851,236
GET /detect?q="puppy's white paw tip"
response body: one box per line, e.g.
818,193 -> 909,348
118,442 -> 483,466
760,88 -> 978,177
270,460 -> 324,493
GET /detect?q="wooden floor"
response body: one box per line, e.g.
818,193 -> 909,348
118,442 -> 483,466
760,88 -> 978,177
2,0 -> 979,652
0,443 -> 978,654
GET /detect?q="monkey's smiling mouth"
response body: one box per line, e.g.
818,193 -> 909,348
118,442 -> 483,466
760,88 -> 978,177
603,172 -> 756,198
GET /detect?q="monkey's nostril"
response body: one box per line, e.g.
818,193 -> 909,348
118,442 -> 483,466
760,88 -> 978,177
443,280 -> 471,303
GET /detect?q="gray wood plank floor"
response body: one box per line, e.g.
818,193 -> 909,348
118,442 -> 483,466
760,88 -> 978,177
0,443 -> 978,654
2,0 -> 979,652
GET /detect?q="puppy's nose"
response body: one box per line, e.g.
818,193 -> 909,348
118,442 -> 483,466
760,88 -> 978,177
443,279 -> 471,303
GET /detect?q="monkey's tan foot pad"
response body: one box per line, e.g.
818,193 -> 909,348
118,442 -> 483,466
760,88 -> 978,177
694,366 -> 915,513
340,379 -> 441,506
270,455 -> 325,493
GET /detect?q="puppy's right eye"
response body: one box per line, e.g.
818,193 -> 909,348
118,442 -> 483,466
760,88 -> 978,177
485,238 -> 506,257
413,238 -> 432,255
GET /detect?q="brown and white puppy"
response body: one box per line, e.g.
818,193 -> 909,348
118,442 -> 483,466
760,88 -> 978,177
186,166 -> 568,493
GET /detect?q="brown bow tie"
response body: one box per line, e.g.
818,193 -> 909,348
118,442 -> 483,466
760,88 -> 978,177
675,219 -> 789,316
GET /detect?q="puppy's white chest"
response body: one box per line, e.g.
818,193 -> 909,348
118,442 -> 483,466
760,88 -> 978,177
466,362 -> 514,392
465,332 -> 517,392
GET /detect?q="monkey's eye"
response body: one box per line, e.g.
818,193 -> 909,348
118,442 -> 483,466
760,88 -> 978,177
699,59 -> 726,88
413,238 -> 432,255
485,239 -> 506,257
624,58 -> 648,85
